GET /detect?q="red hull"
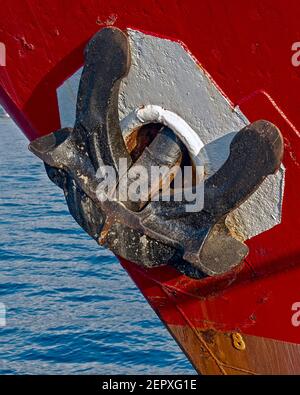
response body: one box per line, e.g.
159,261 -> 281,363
1,0 -> 300,374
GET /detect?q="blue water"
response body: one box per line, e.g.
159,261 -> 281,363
0,118 -> 194,374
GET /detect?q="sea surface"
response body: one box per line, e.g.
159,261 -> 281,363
0,117 -> 194,374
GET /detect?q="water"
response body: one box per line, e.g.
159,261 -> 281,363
0,118 -> 194,374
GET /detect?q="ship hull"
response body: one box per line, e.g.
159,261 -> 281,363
1,0 -> 300,374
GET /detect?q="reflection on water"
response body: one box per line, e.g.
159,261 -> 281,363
0,118 -> 194,374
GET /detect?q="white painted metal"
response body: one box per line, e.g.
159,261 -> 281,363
121,104 -> 205,168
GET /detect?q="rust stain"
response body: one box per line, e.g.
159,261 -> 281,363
225,213 -> 247,242
201,329 -> 216,345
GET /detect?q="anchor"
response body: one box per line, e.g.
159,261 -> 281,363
29,27 -> 284,277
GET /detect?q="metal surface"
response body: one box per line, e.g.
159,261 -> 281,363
29,27 -> 283,276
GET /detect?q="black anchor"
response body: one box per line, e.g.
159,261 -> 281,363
29,27 -> 284,277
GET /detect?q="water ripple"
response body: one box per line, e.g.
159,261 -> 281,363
0,118 -> 194,374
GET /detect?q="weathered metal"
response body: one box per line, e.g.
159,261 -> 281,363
29,27 -> 283,277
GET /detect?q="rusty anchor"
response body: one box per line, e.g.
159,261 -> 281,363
29,27 -> 284,277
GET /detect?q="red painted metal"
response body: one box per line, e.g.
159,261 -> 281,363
1,0 -> 300,353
